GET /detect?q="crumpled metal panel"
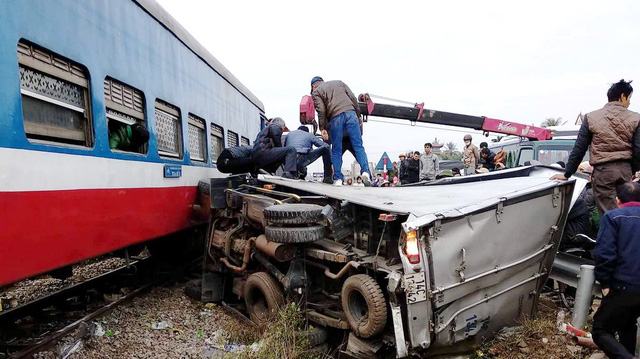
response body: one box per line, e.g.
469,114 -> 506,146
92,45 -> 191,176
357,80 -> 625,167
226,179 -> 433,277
428,191 -> 564,307
432,264 -> 540,347
261,166 -> 579,230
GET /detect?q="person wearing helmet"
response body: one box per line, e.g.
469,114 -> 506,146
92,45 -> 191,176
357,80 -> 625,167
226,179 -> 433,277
462,134 -> 480,175
310,76 -> 371,186
397,153 -> 407,184
251,117 -> 297,179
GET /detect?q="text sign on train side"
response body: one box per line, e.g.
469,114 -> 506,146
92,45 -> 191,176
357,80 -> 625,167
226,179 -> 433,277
163,165 -> 182,178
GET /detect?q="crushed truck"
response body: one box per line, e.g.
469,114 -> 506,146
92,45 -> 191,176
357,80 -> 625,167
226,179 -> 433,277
201,165 -> 576,357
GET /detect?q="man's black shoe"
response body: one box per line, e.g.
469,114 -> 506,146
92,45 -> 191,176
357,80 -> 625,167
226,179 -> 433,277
282,172 -> 297,179
322,177 -> 333,184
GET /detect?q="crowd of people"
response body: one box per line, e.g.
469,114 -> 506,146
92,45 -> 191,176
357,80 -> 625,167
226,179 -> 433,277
215,75 -> 519,187
213,75 -> 640,358
217,76 -> 372,186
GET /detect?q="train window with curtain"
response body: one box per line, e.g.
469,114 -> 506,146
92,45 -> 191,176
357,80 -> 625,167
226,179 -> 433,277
104,77 -> 148,154
240,136 -> 250,146
228,130 -> 239,147
210,124 -> 224,164
187,113 -> 206,162
154,100 -> 183,158
17,40 -> 93,147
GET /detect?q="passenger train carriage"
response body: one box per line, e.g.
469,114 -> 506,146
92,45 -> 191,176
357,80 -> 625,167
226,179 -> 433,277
0,0 -> 264,286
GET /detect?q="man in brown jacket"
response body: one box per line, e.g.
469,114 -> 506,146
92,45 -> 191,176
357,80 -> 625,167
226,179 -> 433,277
311,76 -> 371,186
552,80 -> 640,213
462,134 -> 480,175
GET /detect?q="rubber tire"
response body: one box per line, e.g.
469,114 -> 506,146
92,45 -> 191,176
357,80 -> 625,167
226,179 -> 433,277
264,204 -> 324,226
244,272 -> 285,326
265,225 -> 324,244
341,274 -> 388,338
306,326 -> 328,346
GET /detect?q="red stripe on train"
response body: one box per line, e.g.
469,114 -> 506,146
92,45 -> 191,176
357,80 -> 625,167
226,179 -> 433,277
0,186 -> 197,286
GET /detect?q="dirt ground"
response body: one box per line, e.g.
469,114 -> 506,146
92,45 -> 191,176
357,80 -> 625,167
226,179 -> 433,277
59,285 -> 252,358
31,286 -> 606,359
477,296 -> 605,359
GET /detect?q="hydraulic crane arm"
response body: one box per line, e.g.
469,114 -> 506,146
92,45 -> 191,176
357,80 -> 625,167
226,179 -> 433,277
299,94 -> 552,141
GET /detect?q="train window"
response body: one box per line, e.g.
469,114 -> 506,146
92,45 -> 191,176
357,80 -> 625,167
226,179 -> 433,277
104,77 -> 147,153
17,40 -> 93,147
154,100 -> 183,158
240,136 -> 250,146
210,124 -> 224,164
187,114 -> 207,162
228,130 -> 239,147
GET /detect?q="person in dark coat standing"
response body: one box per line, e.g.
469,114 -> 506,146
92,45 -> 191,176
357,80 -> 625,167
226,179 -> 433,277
592,181 -> 640,359
398,153 -> 408,184
552,80 -> 640,214
404,151 -> 421,184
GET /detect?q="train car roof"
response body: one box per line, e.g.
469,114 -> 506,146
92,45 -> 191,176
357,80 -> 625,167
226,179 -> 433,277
135,0 -> 264,112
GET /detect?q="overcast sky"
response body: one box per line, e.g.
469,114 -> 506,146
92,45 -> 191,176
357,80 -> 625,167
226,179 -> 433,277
157,0 -> 640,171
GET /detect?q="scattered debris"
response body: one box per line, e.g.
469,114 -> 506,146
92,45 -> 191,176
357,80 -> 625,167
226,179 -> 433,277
150,320 -> 171,330
479,294 -> 600,359
91,322 -> 106,337
31,284 -> 258,358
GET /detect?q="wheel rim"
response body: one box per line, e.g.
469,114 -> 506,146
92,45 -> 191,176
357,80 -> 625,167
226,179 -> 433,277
348,290 -> 369,323
248,286 -> 270,321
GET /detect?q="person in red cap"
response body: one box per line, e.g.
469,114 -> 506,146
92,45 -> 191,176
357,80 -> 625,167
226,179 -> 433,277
310,76 -> 371,186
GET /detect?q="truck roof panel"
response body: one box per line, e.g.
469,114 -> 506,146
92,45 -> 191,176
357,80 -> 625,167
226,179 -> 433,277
260,166 -> 582,230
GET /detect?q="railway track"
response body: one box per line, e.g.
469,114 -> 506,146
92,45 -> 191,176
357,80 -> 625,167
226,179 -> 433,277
0,254 -> 202,358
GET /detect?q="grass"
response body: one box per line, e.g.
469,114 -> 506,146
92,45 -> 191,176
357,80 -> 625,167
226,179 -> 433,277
227,303 -> 322,359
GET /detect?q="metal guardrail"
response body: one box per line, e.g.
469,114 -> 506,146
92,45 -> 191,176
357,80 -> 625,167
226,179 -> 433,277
550,252 -> 601,293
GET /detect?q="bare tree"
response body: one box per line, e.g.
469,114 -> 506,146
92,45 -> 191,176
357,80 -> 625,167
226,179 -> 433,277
541,117 -> 566,128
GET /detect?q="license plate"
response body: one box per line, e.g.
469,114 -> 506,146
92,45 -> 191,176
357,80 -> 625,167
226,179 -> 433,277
404,272 -> 428,304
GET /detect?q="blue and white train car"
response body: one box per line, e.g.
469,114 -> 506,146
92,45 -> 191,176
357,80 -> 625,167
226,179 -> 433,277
0,0 -> 264,286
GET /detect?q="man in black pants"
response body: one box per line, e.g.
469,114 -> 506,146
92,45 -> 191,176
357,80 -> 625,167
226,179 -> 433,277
592,181 -> 640,359
251,117 -> 297,179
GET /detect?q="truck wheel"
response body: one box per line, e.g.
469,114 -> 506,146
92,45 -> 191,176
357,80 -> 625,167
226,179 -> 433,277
341,274 -> 388,338
244,272 -> 285,326
265,225 -> 324,244
264,204 -> 324,225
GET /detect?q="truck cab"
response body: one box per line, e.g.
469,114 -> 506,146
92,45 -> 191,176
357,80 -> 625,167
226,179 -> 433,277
490,135 -> 588,168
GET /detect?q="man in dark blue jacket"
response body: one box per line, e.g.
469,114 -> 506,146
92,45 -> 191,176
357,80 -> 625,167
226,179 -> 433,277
592,181 -> 640,359
252,117 -> 297,179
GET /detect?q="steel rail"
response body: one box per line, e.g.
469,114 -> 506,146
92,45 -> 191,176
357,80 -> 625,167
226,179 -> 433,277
0,258 -> 145,323
10,284 -> 151,358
